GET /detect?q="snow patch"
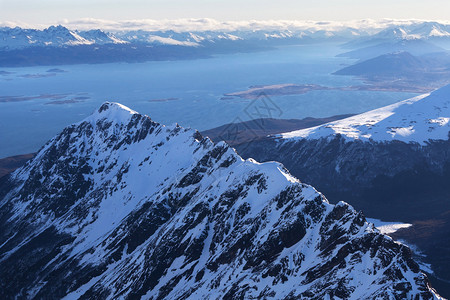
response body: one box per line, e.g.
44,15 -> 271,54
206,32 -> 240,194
367,218 -> 412,234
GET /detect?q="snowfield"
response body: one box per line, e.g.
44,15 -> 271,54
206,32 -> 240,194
281,85 -> 450,144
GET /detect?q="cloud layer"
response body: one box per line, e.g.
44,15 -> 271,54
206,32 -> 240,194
2,18 -> 450,33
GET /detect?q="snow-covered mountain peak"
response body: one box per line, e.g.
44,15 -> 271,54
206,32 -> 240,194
44,24 -> 70,33
372,27 -> 416,40
0,103 -> 441,298
281,85 -> 450,144
429,26 -> 450,37
83,101 -> 139,125
367,22 -> 450,41
409,22 -> 450,38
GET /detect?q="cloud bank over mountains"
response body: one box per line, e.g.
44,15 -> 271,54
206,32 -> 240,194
2,18 -> 450,33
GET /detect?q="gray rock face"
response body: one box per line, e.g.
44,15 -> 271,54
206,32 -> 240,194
0,103 -> 440,299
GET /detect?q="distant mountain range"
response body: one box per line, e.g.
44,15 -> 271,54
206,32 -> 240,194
0,25 -> 340,51
334,51 -> 450,92
1,21 -> 450,67
338,39 -> 445,60
0,25 -> 127,49
3,20 -> 450,51
343,22 -> 450,50
334,22 -> 450,92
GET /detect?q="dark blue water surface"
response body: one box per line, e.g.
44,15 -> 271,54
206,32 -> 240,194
0,44 -> 418,158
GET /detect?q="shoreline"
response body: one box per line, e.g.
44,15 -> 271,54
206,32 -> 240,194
222,82 -> 433,100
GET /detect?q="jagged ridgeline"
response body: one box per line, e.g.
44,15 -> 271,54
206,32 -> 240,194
0,102 -> 441,299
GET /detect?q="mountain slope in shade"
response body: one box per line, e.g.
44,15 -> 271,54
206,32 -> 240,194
0,153 -> 34,179
343,22 -> 450,50
337,39 -> 446,60
201,114 -> 354,146
0,103 -> 440,299
335,51 -> 430,75
281,85 -> 450,145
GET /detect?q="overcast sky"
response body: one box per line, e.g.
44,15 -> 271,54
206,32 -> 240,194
1,0 -> 449,26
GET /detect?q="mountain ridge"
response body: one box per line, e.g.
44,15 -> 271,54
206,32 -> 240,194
0,102 -> 440,299
280,85 -> 450,145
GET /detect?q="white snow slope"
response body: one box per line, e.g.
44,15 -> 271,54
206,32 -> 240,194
281,85 -> 450,144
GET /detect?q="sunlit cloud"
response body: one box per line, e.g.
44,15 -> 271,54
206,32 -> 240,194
2,18 -> 450,33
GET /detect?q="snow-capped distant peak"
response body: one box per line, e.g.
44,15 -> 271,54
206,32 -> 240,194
66,30 -> 94,45
280,85 -> 450,144
44,25 -> 70,33
429,26 -> 450,37
147,35 -> 199,46
396,28 -> 408,37
217,33 -> 242,40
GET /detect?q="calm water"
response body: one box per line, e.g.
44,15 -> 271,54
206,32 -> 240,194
0,44 -> 418,158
